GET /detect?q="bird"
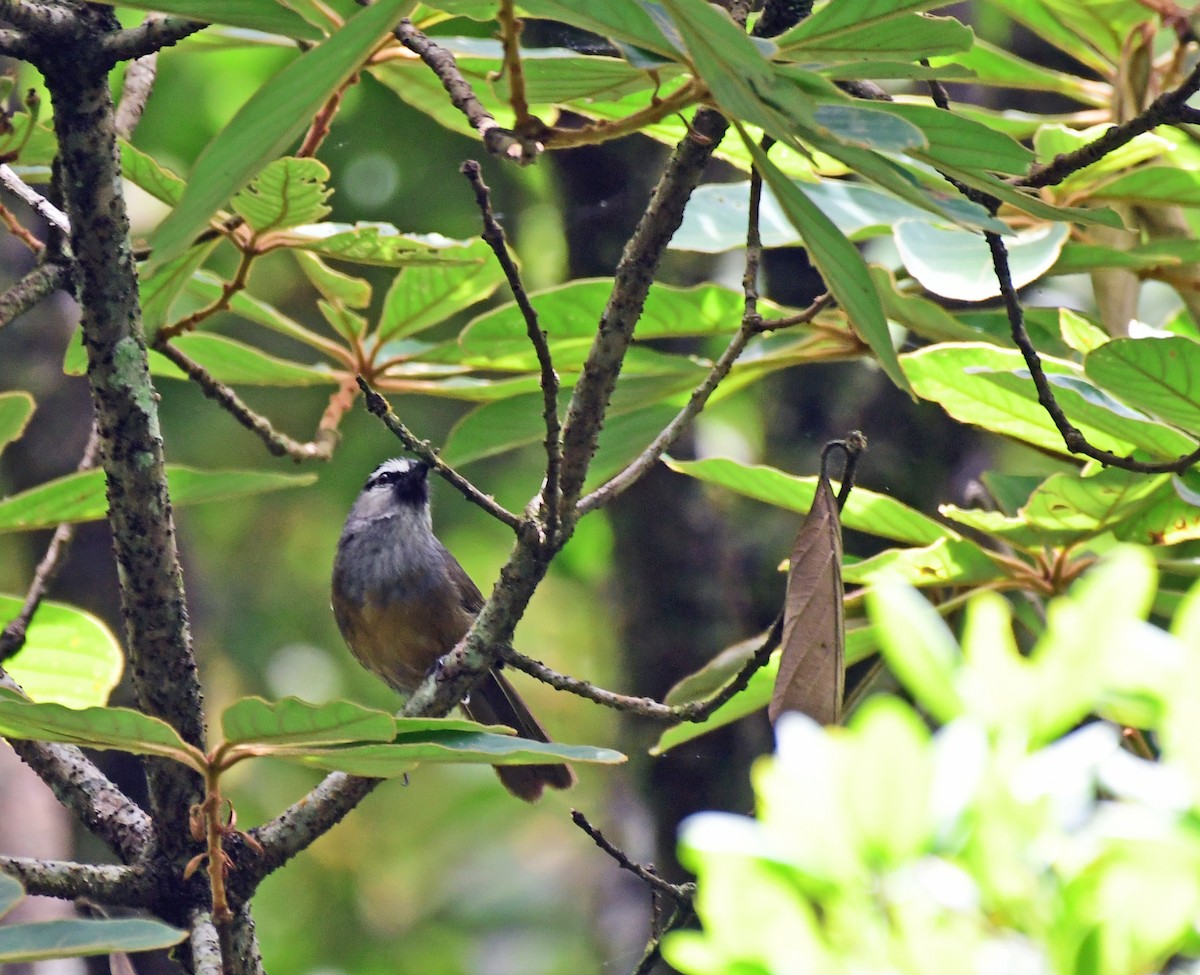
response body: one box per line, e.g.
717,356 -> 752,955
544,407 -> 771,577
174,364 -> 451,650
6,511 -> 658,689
331,457 -> 575,801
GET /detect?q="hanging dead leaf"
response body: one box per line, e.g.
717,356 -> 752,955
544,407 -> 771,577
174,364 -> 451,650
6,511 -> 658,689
769,470 -> 844,726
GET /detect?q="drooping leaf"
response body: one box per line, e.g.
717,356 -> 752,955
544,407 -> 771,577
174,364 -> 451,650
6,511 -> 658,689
778,11 -> 971,61
119,141 -> 187,207
0,393 -> 34,452
0,467 -> 316,533
165,333 -> 340,387
146,0 -> 412,271
378,239 -> 505,340
294,251 -> 373,309
771,473 -> 844,725
139,240 -> 220,335
220,697 -> 399,749
1,596 -> 123,708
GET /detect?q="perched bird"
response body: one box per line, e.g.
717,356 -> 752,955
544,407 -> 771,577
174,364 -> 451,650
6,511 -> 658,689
331,457 -> 575,801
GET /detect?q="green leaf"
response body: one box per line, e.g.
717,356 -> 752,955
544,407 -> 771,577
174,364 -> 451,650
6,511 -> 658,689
779,12 -> 970,60
86,0 -> 324,40
664,456 -> 955,546
0,466 -> 316,533
140,240 -> 220,335
902,343 -> 1198,460
379,239 -> 505,340
146,0 -> 412,272
517,0 -> 680,59
0,917 -> 187,963
285,225 -> 497,267
775,0 -> 960,52
883,103 -> 1034,177
867,581 -> 962,723
927,39 -> 1105,103
745,136 -> 909,392
295,731 -> 625,776
294,251 -> 372,309
1085,337 -> 1200,435
221,696 -> 398,748
0,392 -> 34,452
842,537 -> 1003,587
166,333 -> 340,386
185,271 -> 338,351
1,596 -> 123,708
0,696 -> 201,768
231,157 -> 333,233
0,875 -> 20,919
894,221 -> 1069,302
120,140 -> 186,207
1092,167 -> 1200,207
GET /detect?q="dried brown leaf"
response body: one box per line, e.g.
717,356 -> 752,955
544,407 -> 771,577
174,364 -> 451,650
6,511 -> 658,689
769,472 -> 844,725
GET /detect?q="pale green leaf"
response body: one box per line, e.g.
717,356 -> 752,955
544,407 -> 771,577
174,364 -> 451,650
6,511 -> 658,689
0,918 -> 186,963
0,393 -> 34,452
231,157 -> 333,233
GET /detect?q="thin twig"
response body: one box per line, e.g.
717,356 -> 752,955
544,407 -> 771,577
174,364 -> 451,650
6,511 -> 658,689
571,810 -> 694,906
0,421 -> 102,662
632,902 -> 697,975
496,0 -> 531,126
154,341 -> 339,461
576,290 -> 833,516
356,377 -> 522,529
501,615 -> 783,723
460,160 -> 562,541
0,165 -> 69,235
114,37 -> 160,140
0,201 -> 45,253
394,19 -> 535,163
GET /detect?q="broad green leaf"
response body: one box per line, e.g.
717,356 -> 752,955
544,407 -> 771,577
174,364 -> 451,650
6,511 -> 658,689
902,343 -> 1199,459
928,40 -> 1106,103
0,875 -> 20,918
664,456 -> 955,546
517,0 -> 680,59
293,251 -> 371,309
1085,337 -> 1200,435
0,918 -> 186,963
185,271 -> 338,351
984,0 -> 1112,75
778,12 -> 970,60
0,393 -> 34,451
1052,239 -> 1200,275
894,221 -> 1069,302
0,466 -> 316,533
231,157 -> 333,233
942,468 -> 1172,549
1,596 -> 123,708
673,179 -> 1004,254
775,0 -> 959,51
379,239 -> 505,340
139,240 -> 219,335
873,267 -> 1000,345
842,538 -> 1003,587
295,731 -> 625,776
867,581 -> 962,723
1033,125 -> 1173,187
86,0 -> 324,40
318,299 -> 367,340
146,0 -> 412,272
1059,309 -> 1111,354
0,697 -> 201,768
461,279 -> 800,355
883,103 -> 1034,177
443,373 -> 699,466
1092,168 -> 1200,207
120,140 -> 186,207
220,697 -> 398,748
283,225 -> 496,267
934,161 -> 1125,229
745,136 -> 909,392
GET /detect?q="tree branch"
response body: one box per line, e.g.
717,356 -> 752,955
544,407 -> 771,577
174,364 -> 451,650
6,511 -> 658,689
357,377 -> 522,529
0,164 -> 70,235
101,16 -> 205,64
571,810 -> 694,906
40,16 -> 206,856
557,108 -> 729,518
114,38 -> 160,140
460,160 -> 562,541
394,18 -> 538,164
154,340 -> 339,462
0,856 -> 150,905
0,260 -> 71,330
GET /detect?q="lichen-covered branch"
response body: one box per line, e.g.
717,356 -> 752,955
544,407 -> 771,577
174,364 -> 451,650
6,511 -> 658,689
0,856 -> 150,905
0,260 -> 70,329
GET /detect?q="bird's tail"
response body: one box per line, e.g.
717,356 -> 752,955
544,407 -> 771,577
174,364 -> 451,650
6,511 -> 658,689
464,671 -> 576,802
